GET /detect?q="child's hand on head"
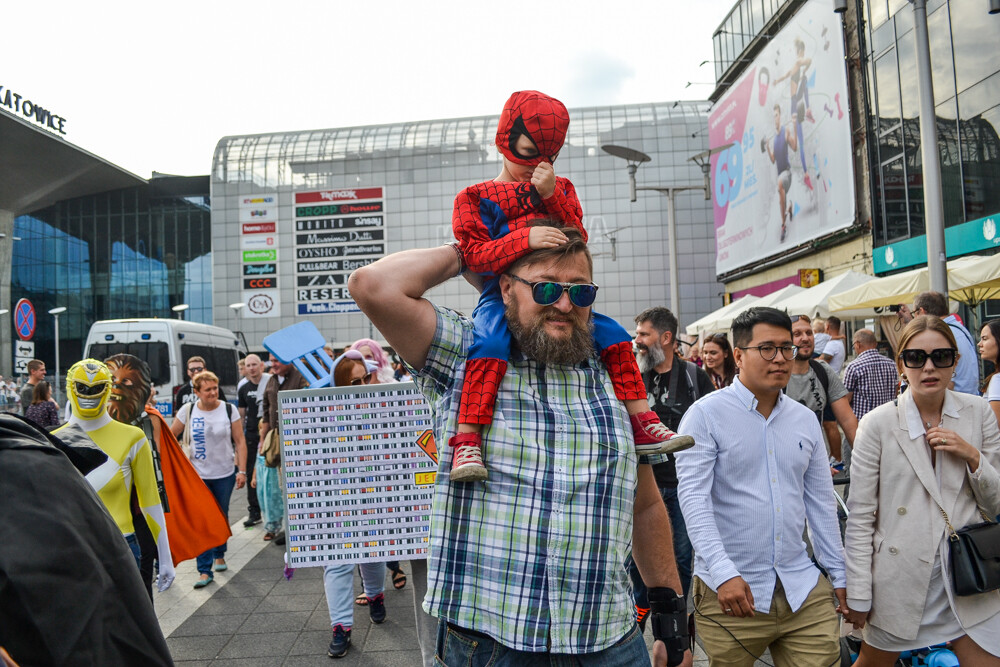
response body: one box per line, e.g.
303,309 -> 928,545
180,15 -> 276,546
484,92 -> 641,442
528,226 -> 569,250
531,162 -> 556,199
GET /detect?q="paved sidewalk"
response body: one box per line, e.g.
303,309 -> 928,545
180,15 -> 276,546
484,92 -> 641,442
158,492 -> 711,665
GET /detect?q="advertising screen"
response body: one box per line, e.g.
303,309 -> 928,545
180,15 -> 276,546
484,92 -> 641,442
709,0 -> 856,275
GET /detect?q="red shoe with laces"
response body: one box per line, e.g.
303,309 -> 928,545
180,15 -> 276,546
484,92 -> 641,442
630,411 -> 695,455
449,432 -> 488,482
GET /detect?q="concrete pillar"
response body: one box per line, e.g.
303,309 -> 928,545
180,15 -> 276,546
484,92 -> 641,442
0,209 -> 13,378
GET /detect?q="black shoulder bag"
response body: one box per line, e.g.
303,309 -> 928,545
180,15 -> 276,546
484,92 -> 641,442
936,499 -> 1000,596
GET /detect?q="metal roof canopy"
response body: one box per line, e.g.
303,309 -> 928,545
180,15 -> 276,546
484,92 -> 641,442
0,109 -> 145,216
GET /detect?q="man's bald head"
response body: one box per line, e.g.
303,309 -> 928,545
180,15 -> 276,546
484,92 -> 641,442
853,329 -> 877,351
243,354 -> 264,383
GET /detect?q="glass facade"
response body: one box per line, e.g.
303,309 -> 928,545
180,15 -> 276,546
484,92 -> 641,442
11,177 -> 213,365
866,0 -> 1000,249
713,0 -> 790,81
212,101 -> 722,349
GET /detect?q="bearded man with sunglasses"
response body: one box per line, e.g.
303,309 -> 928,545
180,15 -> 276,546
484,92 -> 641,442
349,224 -> 692,667
676,307 -> 847,667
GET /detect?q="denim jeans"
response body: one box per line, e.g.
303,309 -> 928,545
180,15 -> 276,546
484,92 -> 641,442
124,532 -> 142,572
196,471 -> 236,575
434,621 -> 649,666
628,485 -> 693,608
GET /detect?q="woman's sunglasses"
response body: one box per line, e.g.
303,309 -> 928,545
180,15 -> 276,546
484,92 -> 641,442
508,274 -> 599,308
900,348 -> 957,369
350,373 -> 373,386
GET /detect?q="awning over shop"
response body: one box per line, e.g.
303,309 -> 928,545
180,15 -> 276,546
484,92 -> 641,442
712,284 -> 805,331
771,270 -> 876,319
828,254 -> 1000,313
685,295 -> 759,337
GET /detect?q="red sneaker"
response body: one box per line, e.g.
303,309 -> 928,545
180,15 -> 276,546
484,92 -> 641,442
449,432 -> 488,482
804,174 -> 814,191
629,412 -> 695,455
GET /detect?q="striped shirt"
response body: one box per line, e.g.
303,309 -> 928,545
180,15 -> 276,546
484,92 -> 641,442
843,348 -> 898,419
411,304 -> 663,653
676,376 -> 846,613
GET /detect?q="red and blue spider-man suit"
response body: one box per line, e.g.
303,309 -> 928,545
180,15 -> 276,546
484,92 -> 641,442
453,91 -> 645,429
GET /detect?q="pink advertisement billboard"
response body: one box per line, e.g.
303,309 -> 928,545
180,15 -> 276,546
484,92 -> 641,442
709,0 -> 855,275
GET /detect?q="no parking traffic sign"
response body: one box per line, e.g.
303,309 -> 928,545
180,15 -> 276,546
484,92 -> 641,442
14,298 -> 35,341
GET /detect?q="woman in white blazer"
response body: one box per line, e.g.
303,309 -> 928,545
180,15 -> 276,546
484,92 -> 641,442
844,315 -> 1000,666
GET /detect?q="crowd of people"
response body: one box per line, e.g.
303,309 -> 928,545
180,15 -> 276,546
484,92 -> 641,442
3,88 -> 1000,667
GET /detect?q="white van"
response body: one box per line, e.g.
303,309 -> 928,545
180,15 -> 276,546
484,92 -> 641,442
84,318 -> 243,417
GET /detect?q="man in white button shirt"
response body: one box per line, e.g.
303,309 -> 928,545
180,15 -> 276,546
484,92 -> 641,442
676,307 -> 847,667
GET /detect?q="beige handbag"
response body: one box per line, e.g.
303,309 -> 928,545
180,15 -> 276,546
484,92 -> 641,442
261,427 -> 281,468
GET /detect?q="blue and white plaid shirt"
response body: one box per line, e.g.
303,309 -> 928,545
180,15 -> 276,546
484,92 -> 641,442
411,304 -> 663,653
843,348 -> 898,419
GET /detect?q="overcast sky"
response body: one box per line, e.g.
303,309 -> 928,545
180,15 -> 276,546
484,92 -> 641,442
6,0 -> 736,178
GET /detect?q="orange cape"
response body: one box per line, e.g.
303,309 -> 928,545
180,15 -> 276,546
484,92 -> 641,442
145,407 -> 232,566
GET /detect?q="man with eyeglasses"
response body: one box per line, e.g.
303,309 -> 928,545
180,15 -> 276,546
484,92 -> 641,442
676,307 -> 847,667
349,223 -> 692,666
173,356 -> 227,415
788,315 -> 858,471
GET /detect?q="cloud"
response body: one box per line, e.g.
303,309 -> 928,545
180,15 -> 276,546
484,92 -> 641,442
566,52 -> 637,106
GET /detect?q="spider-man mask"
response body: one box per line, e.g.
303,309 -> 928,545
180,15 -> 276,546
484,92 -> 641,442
495,90 -> 570,167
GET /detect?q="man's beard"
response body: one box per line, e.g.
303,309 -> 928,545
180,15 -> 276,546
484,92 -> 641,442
636,341 -> 666,373
505,292 -> 595,365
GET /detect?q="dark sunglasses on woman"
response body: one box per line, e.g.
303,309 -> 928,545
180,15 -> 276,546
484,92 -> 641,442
900,348 -> 957,369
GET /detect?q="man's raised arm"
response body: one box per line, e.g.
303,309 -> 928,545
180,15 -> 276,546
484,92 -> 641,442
348,245 -> 463,370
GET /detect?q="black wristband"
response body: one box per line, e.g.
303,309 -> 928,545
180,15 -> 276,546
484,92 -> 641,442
647,587 -> 689,667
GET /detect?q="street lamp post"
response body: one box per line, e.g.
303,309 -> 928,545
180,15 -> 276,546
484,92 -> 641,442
602,143 -> 730,324
228,302 -> 245,321
172,304 -> 190,320
48,306 -> 67,405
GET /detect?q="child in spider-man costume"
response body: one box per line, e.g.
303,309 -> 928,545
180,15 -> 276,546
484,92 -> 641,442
449,90 -> 695,482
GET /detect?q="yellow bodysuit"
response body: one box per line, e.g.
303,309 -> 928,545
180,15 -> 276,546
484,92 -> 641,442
55,412 -> 173,581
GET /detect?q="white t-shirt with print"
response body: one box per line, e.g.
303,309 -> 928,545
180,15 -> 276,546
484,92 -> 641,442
177,402 -> 240,480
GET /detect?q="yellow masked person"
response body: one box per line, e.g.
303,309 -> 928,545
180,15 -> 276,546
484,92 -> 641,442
55,360 -> 175,591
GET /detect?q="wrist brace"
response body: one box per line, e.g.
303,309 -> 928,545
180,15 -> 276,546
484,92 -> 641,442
648,587 -> 689,667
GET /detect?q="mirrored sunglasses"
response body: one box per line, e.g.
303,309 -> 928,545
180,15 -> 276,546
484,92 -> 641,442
900,348 -> 956,369
508,273 -> 598,308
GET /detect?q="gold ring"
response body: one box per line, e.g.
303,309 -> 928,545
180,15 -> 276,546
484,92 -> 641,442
940,437 -> 947,445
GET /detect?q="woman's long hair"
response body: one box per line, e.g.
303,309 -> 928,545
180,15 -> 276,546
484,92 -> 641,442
31,380 -> 51,405
980,318 -> 1000,394
703,333 -> 737,388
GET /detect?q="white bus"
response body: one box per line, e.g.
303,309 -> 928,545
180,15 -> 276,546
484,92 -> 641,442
84,318 -> 243,417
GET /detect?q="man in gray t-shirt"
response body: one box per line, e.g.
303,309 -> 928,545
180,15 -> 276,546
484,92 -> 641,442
789,317 -> 857,464
20,360 -> 46,415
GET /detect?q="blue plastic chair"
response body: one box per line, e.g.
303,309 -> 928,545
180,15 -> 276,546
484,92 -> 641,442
262,321 -> 334,388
